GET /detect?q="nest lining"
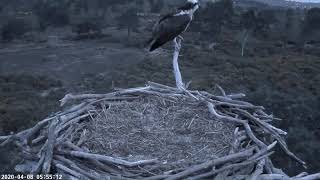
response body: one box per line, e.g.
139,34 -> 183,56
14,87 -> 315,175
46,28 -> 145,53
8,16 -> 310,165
80,96 -> 234,167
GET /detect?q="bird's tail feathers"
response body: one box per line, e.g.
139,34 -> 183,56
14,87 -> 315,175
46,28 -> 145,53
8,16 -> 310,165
144,37 -> 154,48
149,39 -> 164,52
150,43 -> 158,52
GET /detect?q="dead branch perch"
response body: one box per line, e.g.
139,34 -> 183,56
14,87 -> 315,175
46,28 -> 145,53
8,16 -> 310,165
173,37 -> 184,90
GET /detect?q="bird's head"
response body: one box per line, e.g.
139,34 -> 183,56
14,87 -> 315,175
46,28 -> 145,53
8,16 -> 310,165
187,0 -> 200,9
187,0 -> 199,5
178,0 -> 200,12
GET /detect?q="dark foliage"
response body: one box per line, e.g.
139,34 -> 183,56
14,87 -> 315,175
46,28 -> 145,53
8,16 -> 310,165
241,9 -> 257,30
0,74 -> 64,173
150,0 -> 164,13
304,7 -> 320,32
116,7 -> 140,38
285,9 -> 296,33
1,18 -> 31,41
201,0 -> 234,23
33,0 -> 70,30
73,0 -> 89,14
0,0 -> 319,175
253,9 -> 277,38
72,18 -> 104,39
191,0 -> 234,40
106,0 -> 131,5
0,74 -> 64,134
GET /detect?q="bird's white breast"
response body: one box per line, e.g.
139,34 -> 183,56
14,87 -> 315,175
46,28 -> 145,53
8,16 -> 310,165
187,0 -> 199,4
174,4 -> 199,19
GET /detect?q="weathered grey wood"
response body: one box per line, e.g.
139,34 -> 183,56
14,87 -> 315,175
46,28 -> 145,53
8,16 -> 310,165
42,119 -> 58,174
248,159 -> 265,180
53,161 -> 84,179
172,37 -> 184,90
241,29 -> 250,57
296,173 -> 320,180
188,143 -> 277,180
58,150 -> 158,167
54,155 -> 101,180
1,80 -> 318,179
166,147 -> 255,180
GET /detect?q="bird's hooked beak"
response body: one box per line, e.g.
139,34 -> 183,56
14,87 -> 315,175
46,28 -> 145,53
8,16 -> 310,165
195,2 -> 200,11
195,2 -> 200,9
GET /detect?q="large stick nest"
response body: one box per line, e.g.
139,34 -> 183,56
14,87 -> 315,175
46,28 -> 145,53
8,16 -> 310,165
1,82 -> 319,180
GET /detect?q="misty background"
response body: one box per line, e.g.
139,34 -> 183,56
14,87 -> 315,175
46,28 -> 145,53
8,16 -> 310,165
0,0 -> 319,176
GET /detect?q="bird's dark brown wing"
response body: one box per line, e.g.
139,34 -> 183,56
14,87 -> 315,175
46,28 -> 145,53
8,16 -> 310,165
150,14 -> 191,51
157,8 -> 182,24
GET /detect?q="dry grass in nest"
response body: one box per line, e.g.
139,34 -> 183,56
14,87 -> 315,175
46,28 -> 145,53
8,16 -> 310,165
81,96 -> 235,168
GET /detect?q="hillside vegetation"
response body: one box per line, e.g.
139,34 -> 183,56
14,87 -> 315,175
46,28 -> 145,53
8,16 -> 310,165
0,0 -> 319,175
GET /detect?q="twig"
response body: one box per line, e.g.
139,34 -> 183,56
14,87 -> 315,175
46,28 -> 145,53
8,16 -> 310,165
42,119 -> 58,173
53,161 -> 84,179
248,159 -> 266,180
166,147 -> 255,180
187,152 -> 274,180
54,155 -> 101,180
57,150 -> 158,167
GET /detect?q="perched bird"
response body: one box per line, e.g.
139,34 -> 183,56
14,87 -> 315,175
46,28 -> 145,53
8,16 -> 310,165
146,0 -> 200,52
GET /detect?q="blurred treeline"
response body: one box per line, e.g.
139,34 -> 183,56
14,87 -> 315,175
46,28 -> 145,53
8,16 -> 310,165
0,0 -> 319,175
0,0 -> 319,47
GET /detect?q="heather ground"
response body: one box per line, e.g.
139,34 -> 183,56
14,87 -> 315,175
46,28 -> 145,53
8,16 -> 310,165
0,25 -> 319,175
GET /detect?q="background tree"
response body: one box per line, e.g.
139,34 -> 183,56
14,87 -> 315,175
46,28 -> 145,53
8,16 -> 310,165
194,0 -> 234,41
284,9 -> 304,46
240,9 -> 257,56
150,0 -> 164,13
33,0 -> 70,31
72,17 -> 103,39
254,9 -> 277,39
1,18 -> 31,41
77,0 -> 89,16
116,7 -> 139,39
299,7 -> 320,46
304,7 -> 320,31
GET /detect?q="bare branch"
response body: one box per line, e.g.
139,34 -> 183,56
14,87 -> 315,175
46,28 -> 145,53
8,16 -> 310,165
166,147 -> 255,180
58,150 -> 158,167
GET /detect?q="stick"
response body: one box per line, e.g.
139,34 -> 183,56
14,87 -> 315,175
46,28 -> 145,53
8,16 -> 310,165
234,109 -> 306,165
57,150 -> 158,167
207,102 -> 247,124
248,159 -> 265,180
257,174 -> 290,180
53,161 -> 84,179
173,37 -> 184,90
166,147 -> 255,180
54,155 -> 101,180
189,142 -> 277,180
207,102 -> 266,148
296,173 -> 320,180
188,152 -> 274,180
63,141 -> 120,174
42,119 -> 58,173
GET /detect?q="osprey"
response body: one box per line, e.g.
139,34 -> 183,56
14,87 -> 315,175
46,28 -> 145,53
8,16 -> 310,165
147,0 -> 199,52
